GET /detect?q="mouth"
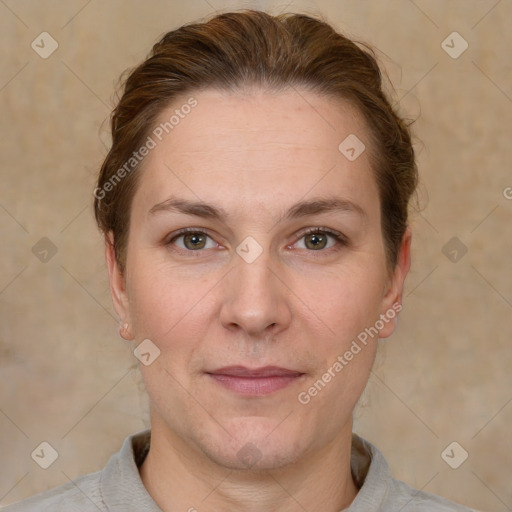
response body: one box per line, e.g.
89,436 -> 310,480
206,366 -> 306,396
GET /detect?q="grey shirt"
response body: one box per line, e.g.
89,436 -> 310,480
1,430 -> 477,511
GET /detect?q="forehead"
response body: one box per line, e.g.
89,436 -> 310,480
134,87 -> 378,219
155,87 -> 368,154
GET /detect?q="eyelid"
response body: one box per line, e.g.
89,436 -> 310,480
167,226 -> 214,241
297,226 -> 348,243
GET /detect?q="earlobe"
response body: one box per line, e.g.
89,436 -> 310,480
118,320 -> 134,341
379,228 -> 412,339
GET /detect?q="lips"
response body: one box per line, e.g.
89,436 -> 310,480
208,366 -> 303,378
206,366 -> 305,396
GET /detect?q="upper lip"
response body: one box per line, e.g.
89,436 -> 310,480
207,366 -> 304,378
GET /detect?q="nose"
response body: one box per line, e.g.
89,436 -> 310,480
219,249 -> 292,339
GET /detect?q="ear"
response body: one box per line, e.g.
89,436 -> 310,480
378,227 -> 412,339
105,232 -> 134,340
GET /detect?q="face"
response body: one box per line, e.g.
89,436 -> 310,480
107,87 -> 411,470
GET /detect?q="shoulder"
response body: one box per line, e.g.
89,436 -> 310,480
350,434 -> 479,512
0,470 -> 105,512
386,477 -> 478,511
1,429 -> 156,512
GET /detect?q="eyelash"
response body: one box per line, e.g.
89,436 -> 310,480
166,227 -> 348,256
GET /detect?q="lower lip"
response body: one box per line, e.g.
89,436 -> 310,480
208,374 -> 304,396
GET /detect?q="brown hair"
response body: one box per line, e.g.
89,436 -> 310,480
94,9 -> 417,271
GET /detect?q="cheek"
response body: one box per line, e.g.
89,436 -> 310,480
298,265 -> 385,341
294,267 -> 384,396
126,256 -> 206,342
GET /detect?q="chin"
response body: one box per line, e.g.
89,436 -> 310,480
206,442 -> 304,472
197,416 -> 309,471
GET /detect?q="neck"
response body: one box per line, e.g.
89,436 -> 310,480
139,415 -> 359,512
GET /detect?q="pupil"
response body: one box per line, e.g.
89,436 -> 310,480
186,233 -> 204,249
308,233 -> 325,249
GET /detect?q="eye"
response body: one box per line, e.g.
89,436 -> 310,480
167,228 -> 218,251
166,227 -> 347,255
294,228 -> 347,252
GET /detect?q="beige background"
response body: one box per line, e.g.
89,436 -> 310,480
1,0 -> 511,510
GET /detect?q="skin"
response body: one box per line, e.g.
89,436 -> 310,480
106,87 -> 411,512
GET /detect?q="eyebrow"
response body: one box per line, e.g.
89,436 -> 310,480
148,196 -> 366,222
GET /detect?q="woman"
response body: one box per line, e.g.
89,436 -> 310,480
4,9 -> 477,512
